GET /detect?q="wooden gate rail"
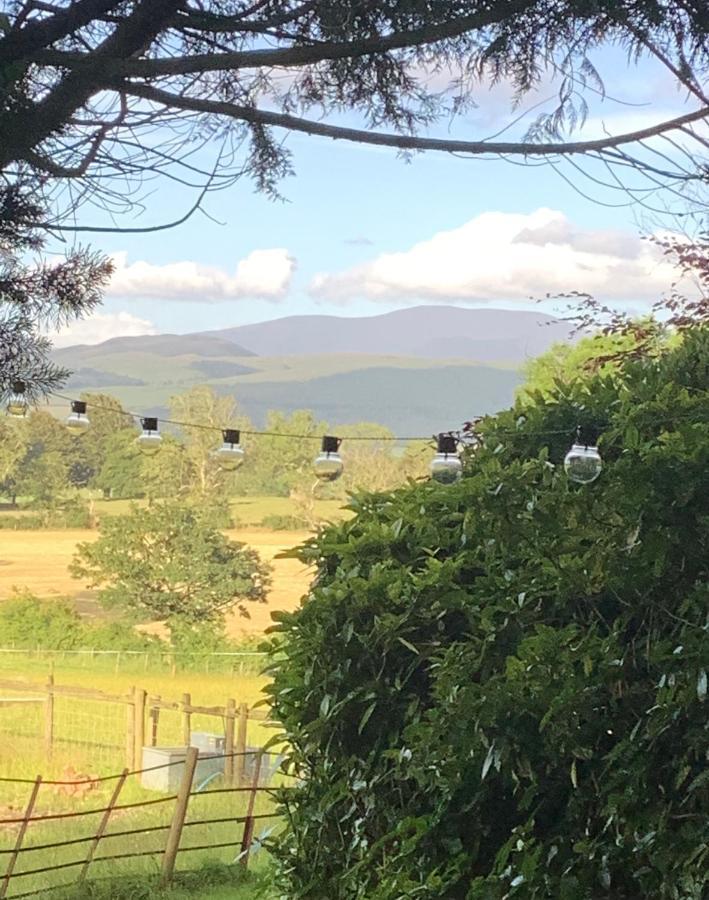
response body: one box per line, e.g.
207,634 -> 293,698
0,749 -> 282,897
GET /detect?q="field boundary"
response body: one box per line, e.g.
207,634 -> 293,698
0,676 -> 273,771
0,648 -> 268,676
0,747 -> 279,899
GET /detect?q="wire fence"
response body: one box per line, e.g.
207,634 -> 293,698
0,676 -> 278,794
0,747 -> 284,898
0,649 -> 268,677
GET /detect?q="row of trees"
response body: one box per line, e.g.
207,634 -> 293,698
0,385 -> 430,515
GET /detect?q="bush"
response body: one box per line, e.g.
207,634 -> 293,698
0,591 -> 85,649
0,501 -> 91,529
0,592 -> 159,652
261,514 -> 306,531
267,329 -> 709,899
81,622 -> 159,652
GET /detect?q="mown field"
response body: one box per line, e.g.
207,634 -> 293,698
0,494 -> 349,635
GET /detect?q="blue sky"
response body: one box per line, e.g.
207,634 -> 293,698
50,46 -> 695,346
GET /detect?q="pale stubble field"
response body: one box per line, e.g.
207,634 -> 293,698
0,527 -> 314,636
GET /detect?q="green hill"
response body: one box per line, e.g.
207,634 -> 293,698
53,350 -> 522,434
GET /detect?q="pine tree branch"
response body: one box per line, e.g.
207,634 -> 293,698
123,83 -> 709,159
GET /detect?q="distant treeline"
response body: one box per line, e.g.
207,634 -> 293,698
0,386 -> 430,519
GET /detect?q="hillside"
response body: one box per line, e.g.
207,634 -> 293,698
199,306 -> 571,361
53,307 -> 573,432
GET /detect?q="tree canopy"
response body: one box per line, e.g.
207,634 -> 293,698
1,1 -> 707,225
266,325 -> 709,898
71,501 -> 272,641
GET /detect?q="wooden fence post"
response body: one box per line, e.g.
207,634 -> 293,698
181,692 -> 192,746
44,674 -> 54,759
133,687 -> 146,770
224,699 -> 236,784
161,746 -> 198,885
79,769 -> 128,882
235,703 -> 248,787
126,688 -> 136,769
0,776 -> 42,899
150,702 -> 161,747
239,752 -> 263,868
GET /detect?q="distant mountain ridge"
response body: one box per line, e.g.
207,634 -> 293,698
52,307 -> 575,433
55,306 -> 572,364
197,306 -> 572,362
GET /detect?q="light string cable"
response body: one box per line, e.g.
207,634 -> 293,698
44,392 -> 602,443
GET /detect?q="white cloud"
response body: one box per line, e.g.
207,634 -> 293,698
309,208 -> 679,304
107,248 -> 295,301
51,311 -> 157,348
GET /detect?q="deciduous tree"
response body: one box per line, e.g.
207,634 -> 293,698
71,501 -> 272,642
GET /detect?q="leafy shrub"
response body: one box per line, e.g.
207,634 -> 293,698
0,501 -> 91,529
0,591 -> 159,651
267,330 -> 709,899
81,622 -> 159,652
0,591 -> 85,649
0,513 -> 46,529
261,513 -> 306,531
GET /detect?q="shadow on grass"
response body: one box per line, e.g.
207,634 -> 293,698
49,861 -> 276,899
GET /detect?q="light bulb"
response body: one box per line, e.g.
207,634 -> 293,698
215,429 -> 245,471
136,417 -> 162,456
65,400 -> 90,435
314,436 -> 343,481
564,442 -> 602,484
6,381 -> 27,418
430,433 -> 462,484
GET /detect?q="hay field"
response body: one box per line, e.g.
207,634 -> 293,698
0,527 -> 313,636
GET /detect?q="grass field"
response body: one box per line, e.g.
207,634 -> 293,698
0,665 -> 283,897
54,864 -> 277,899
0,766 -> 281,898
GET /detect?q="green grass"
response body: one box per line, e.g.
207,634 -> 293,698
0,663 -> 276,783
51,494 -> 347,527
25,858 -> 277,898
0,663 -> 284,898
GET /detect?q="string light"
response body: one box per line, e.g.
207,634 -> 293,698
136,417 -> 162,456
65,400 -> 90,435
564,427 -> 603,484
6,381 -> 27,418
430,433 -> 463,484
47,390 -> 603,443
214,429 -> 245,471
9,388 -> 701,492
313,436 -> 343,481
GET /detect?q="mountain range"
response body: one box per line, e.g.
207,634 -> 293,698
53,307 -> 574,434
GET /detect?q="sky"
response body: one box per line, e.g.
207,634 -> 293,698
48,45 -> 698,348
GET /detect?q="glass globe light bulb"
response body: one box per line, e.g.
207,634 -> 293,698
430,434 -> 462,484
314,436 -> 343,481
65,401 -> 90,435
6,381 -> 27,418
136,417 -> 162,456
564,442 -> 602,484
215,429 -> 245,472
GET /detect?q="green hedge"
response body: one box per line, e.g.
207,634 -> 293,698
266,329 -> 709,899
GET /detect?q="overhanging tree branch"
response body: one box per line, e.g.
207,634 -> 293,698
35,3 -> 529,76
122,83 -> 709,159
1,0 -> 707,226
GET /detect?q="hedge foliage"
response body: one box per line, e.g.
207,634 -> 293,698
266,329 -> 709,899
